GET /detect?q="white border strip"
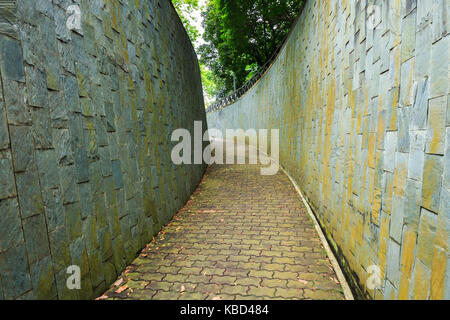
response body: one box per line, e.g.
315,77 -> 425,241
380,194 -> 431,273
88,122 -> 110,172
280,166 -> 354,300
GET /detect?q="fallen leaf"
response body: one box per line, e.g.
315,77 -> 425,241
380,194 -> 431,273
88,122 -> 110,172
113,278 -> 123,287
115,285 -> 128,293
212,296 -> 221,300
298,279 -> 308,285
95,295 -> 109,300
180,285 -> 185,293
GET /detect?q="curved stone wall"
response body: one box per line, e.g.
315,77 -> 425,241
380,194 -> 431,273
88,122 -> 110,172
208,0 -> 449,299
0,0 -> 207,299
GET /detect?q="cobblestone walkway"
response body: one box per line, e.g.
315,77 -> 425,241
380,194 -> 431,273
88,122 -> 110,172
100,162 -> 345,300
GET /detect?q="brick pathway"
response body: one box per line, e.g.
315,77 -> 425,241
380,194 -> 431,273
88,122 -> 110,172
99,162 -> 345,300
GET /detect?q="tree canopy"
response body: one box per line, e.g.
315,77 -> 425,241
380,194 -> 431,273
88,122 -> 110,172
199,0 -> 304,98
172,0 -> 201,43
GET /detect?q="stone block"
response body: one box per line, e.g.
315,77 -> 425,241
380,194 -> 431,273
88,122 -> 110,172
45,52 -> 61,91
0,244 -> 32,299
408,130 -> 426,181
31,108 -> 53,149
82,215 -> 99,254
412,259 -> 431,299
65,202 -> 82,241
25,66 -> 48,108
0,100 -> 9,150
426,96 -> 446,155
2,80 -> 31,126
29,256 -> 57,299
414,24 -> 432,79
0,198 -> 24,252
390,195 -> 405,243
69,237 -> 90,278
48,227 -> 71,273
386,239 -> 401,287
410,77 -> 429,130
58,41 -> 76,75
36,0 -> 54,18
432,0 -> 448,42
397,107 -> 410,152
404,179 -> 422,231
99,146 -> 113,177
59,165 -> 79,204
63,77 -> 81,113
401,9 -> 416,63
98,227 -> 113,262
78,182 -> 93,219
9,125 -> 36,172
15,170 -> 44,218
42,188 -> 65,232
0,35 -> 25,82
421,154 -> 444,213
0,150 -> 16,199
399,58 -> 415,107
384,131 -> 397,172
36,149 -> 59,189
54,5 -> 71,42
444,128 -> 450,189
74,147 -> 89,183
23,214 -> 51,264
416,208 -> 438,267
430,37 -> 448,98
52,128 -> 74,166
36,12 -> 57,53
112,159 -> 124,189
48,90 -> 68,129
447,95 -> 450,127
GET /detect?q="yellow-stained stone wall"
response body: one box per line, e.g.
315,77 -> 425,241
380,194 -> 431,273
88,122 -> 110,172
208,0 -> 449,299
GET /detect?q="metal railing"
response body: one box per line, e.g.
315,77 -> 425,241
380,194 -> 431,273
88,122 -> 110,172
205,1 -> 307,114
205,38 -> 286,114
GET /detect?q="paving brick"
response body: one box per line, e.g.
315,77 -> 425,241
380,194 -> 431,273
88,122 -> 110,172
100,162 -> 345,300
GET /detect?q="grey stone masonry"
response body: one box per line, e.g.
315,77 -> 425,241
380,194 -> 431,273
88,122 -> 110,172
0,0 -> 207,300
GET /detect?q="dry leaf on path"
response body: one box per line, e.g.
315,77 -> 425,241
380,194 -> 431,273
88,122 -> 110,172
298,279 -> 308,285
115,285 -> 128,293
113,278 -> 123,287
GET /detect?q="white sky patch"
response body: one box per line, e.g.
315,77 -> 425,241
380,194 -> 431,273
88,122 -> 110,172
177,1 -> 214,105
192,0 -> 207,48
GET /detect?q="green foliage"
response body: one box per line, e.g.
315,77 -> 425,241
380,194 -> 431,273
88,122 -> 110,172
172,0 -> 200,43
199,0 -> 304,98
200,63 -> 219,101
245,62 -> 259,82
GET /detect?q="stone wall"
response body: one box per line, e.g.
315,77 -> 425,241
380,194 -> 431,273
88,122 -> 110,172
207,0 -> 449,299
0,0 -> 207,299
